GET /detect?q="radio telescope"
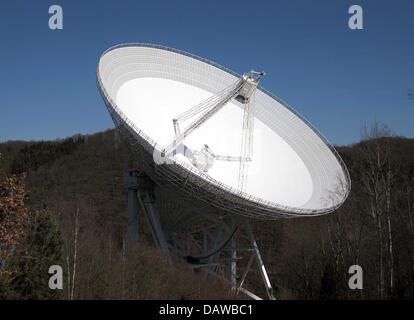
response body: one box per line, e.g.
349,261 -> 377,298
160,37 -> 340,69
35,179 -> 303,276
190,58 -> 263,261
97,43 -> 350,299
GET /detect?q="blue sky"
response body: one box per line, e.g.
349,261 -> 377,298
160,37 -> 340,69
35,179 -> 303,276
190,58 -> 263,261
0,0 -> 413,146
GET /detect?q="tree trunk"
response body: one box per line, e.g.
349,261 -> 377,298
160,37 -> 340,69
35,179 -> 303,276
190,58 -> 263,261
71,208 -> 79,300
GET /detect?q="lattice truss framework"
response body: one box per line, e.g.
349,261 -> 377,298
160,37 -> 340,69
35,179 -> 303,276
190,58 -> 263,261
124,171 -> 275,300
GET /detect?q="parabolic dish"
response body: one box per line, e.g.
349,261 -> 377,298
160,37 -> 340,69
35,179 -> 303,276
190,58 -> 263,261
97,43 -> 351,219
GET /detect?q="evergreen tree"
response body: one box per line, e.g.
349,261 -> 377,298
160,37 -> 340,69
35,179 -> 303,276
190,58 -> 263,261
1,153 -> 64,299
1,209 -> 64,299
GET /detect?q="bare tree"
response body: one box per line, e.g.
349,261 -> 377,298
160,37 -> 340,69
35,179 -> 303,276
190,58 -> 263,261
358,122 -> 396,298
403,176 -> 414,235
70,208 -> 79,300
322,175 -> 365,298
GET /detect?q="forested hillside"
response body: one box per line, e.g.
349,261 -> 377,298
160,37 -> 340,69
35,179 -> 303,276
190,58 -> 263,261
1,124 -> 413,299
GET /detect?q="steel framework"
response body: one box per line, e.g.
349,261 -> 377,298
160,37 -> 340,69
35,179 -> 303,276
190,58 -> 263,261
124,170 -> 274,299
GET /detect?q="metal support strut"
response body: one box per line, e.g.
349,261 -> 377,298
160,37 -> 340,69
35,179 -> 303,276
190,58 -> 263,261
124,170 -> 275,300
162,70 -> 265,192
